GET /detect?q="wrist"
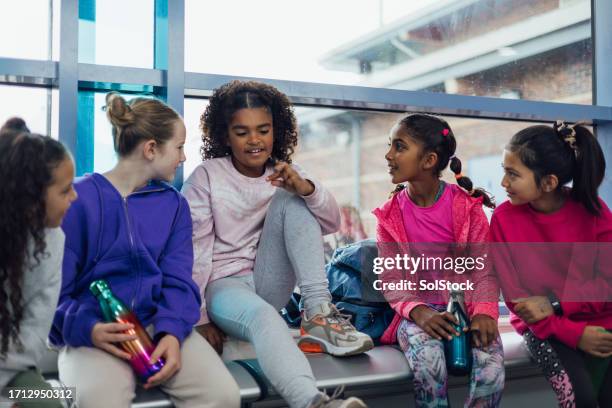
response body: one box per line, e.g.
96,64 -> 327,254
409,305 -> 428,321
300,179 -> 315,196
547,292 -> 563,316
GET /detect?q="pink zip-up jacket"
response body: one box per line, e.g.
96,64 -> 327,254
373,184 -> 500,344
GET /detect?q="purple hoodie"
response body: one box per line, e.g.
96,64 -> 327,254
50,173 -> 200,348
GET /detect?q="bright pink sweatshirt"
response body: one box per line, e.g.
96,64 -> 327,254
490,198 -> 612,349
374,184 -> 500,344
181,156 -> 341,325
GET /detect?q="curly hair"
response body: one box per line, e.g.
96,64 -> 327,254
0,119 -> 68,358
200,80 -> 298,163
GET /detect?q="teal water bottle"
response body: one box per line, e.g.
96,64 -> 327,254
444,290 -> 472,375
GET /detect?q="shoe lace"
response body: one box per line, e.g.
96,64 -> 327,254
329,305 -> 355,331
310,385 -> 346,408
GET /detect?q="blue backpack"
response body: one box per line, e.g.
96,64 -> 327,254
326,239 -> 395,344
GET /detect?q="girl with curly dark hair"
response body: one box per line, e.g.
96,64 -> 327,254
0,118 -> 77,406
182,80 -> 371,408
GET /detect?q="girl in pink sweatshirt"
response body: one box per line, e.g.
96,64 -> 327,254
181,80 -> 371,408
491,121 -> 612,407
374,113 -> 503,407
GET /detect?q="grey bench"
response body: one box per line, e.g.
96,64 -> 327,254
40,329 -> 545,407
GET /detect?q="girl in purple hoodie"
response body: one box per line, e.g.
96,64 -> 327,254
50,93 -> 239,408
373,114 -> 503,407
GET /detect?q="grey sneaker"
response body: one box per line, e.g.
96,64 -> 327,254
308,386 -> 367,408
298,302 -> 374,357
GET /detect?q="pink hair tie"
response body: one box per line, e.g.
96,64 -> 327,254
442,129 -> 449,136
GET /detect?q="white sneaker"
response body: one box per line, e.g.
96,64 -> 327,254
308,386 -> 368,408
298,302 -> 374,357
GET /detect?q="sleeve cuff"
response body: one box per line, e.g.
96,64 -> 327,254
561,302 -> 584,316
471,302 -> 500,320
397,302 -> 427,321
554,319 -> 588,349
154,318 -> 189,345
68,315 -> 99,348
301,179 -> 326,208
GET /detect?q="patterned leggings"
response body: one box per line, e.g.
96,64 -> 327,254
523,331 -> 612,408
397,318 -> 505,408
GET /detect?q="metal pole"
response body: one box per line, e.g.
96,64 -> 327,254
593,0 -> 612,205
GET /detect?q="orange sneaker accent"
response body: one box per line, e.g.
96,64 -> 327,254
298,341 -> 325,353
300,327 -> 307,336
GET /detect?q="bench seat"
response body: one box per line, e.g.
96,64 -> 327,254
40,325 -> 543,407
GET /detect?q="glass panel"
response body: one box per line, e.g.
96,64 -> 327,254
183,98 -> 209,178
0,85 -> 54,137
51,89 -> 59,139
185,0 -> 592,104
0,0 -> 54,60
185,98 -> 544,238
79,0 -> 154,68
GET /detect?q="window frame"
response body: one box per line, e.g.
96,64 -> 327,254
0,0 -> 610,201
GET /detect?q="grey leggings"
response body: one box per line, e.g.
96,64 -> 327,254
206,189 -> 332,408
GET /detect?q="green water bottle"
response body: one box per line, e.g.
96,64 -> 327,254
444,290 -> 472,375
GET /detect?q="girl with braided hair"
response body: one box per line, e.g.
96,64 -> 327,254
0,118 -> 77,407
491,121 -> 612,407
374,113 -> 503,407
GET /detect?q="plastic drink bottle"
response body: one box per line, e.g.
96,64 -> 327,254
90,280 -> 164,382
444,290 -> 472,375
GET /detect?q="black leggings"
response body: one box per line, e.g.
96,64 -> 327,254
524,331 -> 612,408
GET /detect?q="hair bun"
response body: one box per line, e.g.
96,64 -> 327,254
0,117 -> 30,134
105,92 -> 135,128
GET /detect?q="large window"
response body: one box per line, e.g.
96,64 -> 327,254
1,0 -> 609,205
0,0 -> 59,61
0,85 -> 58,138
79,0 -> 154,68
185,0 -> 592,104
183,99 -> 545,235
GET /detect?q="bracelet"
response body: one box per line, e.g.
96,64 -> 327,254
547,292 -> 563,316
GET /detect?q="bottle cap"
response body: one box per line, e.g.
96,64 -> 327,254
89,280 -> 110,297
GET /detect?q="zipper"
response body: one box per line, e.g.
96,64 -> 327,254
123,187 -> 165,311
122,196 -> 138,310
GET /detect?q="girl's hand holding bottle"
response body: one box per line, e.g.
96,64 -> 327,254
470,314 -> 498,348
267,162 -> 315,196
513,296 -> 553,324
92,322 -> 139,360
410,305 -> 462,341
578,326 -> 612,358
143,334 -> 181,389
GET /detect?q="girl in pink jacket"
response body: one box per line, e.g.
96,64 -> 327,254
373,114 -> 503,407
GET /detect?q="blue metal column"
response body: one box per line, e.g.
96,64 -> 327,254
77,0 -> 96,175
58,0 -> 79,159
593,0 -> 612,205
155,0 -> 185,187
